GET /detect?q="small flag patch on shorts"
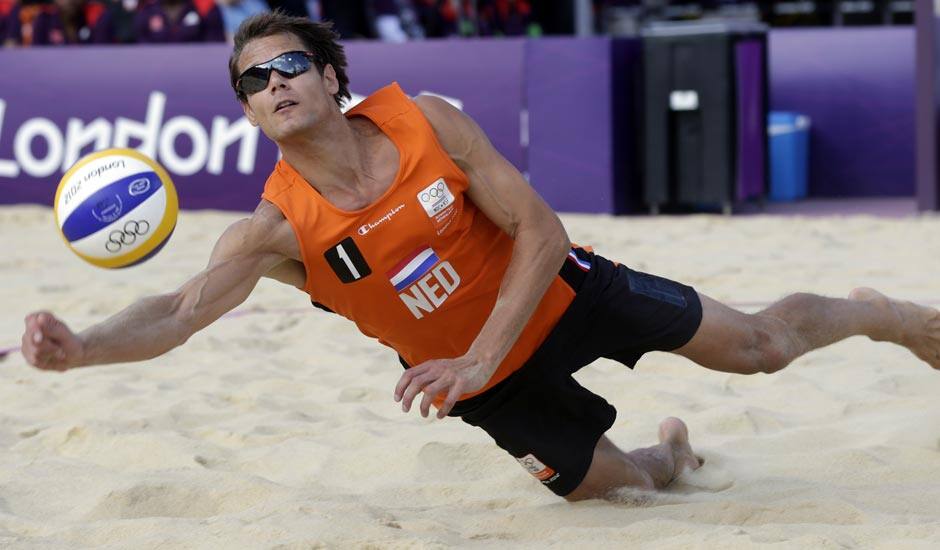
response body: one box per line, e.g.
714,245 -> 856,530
516,453 -> 557,482
567,249 -> 591,271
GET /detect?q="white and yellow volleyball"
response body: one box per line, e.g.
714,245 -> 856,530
54,148 -> 178,269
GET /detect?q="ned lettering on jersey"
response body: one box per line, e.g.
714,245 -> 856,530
21,12 -> 940,504
393,257 -> 461,319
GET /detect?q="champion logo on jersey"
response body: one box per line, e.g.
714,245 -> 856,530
387,246 -> 440,291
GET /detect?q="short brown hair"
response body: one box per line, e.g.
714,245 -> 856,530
229,11 -> 351,107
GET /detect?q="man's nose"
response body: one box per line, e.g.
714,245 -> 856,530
268,71 -> 290,92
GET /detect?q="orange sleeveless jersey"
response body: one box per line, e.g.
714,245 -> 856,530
261,83 -> 575,400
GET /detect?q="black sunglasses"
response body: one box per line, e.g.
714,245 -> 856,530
236,51 -> 317,98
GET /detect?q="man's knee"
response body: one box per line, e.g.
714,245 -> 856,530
744,317 -> 793,374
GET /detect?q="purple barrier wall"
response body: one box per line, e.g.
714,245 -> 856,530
0,41 -> 526,210
526,37 -> 618,213
914,0 -> 940,211
736,38 -> 767,201
0,32 -> 918,212
769,28 -> 915,197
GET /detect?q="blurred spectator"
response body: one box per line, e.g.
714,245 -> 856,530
413,0 -> 459,37
264,0 -> 311,19
410,0 -> 538,38
102,0 -> 138,43
135,0 -> 225,42
320,0 -> 372,38
372,0 -> 409,41
4,0 -> 118,45
532,0 -> 573,34
477,0 -> 534,36
0,0 -> 14,45
215,0 -> 267,41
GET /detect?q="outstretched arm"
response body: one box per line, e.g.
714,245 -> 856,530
395,95 -> 571,417
22,203 -> 292,371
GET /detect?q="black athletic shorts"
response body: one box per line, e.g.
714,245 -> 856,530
447,247 -> 703,496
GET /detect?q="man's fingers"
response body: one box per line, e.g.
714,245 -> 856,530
41,316 -> 70,341
24,312 -> 54,346
437,382 -> 464,419
400,372 -> 436,412
21,343 -> 36,365
21,312 -> 66,369
24,316 -> 40,346
394,363 -> 429,401
31,333 -> 58,356
419,379 -> 450,418
21,327 -> 42,365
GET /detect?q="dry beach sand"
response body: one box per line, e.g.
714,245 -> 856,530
0,204 -> 939,548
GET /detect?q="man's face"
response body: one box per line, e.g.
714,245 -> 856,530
237,33 -> 339,142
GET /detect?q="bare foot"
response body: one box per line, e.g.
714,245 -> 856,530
849,287 -> 940,369
658,417 -> 703,481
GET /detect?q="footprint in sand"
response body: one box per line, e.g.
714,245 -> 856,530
338,386 -> 381,402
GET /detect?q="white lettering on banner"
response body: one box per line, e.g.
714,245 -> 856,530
159,116 -> 209,176
0,100 -> 20,178
64,118 -> 112,171
208,116 -> 258,175
14,118 -> 64,178
0,92 -> 260,179
0,88 -> 461,182
113,90 -> 164,159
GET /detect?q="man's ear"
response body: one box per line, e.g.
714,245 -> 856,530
241,98 -> 259,127
322,64 -> 339,96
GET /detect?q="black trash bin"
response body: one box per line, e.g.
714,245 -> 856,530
641,21 -> 768,214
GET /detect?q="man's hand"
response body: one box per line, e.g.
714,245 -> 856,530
21,311 -> 84,371
394,355 -> 494,419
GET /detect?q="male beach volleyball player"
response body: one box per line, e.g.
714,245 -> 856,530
21,13 -> 940,501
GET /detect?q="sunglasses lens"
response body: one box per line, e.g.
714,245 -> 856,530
238,52 -> 313,97
238,68 -> 271,96
272,53 -> 311,78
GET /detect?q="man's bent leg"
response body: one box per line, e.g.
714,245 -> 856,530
673,288 -> 940,374
566,418 -> 702,502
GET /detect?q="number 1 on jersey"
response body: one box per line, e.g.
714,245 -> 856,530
325,237 -> 372,283
337,244 -> 361,279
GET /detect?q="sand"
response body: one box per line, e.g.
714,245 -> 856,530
1,204 -> 939,549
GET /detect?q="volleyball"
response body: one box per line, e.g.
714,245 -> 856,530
54,148 -> 179,269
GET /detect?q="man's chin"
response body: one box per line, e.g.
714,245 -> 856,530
268,119 -> 315,142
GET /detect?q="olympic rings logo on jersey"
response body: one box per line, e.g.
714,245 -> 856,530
105,220 -> 151,253
419,181 -> 447,203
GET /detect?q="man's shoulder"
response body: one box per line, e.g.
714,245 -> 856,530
233,200 -> 289,243
254,199 -> 288,225
223,200 -> 298,260
412,94 -> 455,124
412,94 -> 475,161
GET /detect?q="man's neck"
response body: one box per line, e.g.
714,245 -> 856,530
279,112 -> 364,197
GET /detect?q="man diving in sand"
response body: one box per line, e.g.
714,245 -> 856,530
21,12 -> 940,501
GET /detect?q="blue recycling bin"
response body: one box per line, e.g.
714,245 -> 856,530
768,112 -> 811,201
